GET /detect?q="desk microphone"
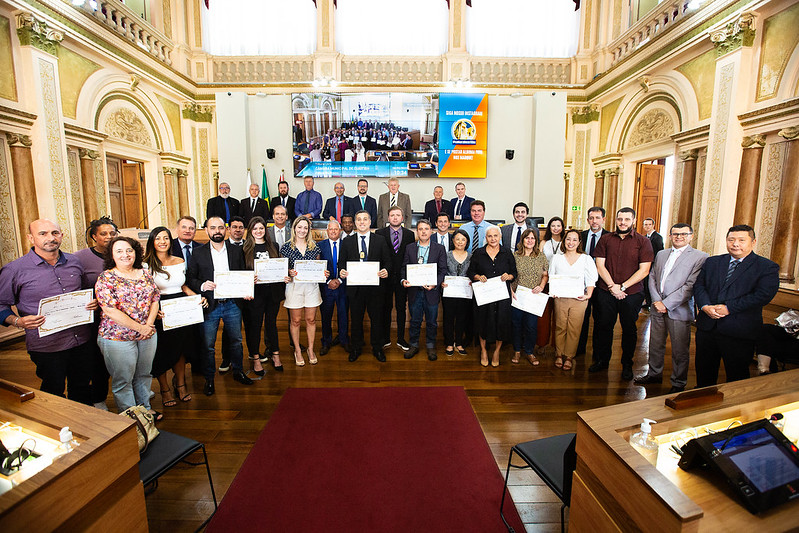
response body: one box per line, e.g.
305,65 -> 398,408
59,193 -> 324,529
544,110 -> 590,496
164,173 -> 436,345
135,201 -> 162,229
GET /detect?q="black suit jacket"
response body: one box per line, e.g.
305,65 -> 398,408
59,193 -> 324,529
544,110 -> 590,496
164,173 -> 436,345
401,241 -> 447,305
432,232 -> 454,252
580,229 -> 609,258
647,231 -> 664,256
239,196 -> 270,225
270,195 -> 296,221
205,195 -> 240,225
375,226 -> 416,283
693,252 -> 780,340
450,195 -> 474,221
322,195 -> 352,220
339,233 -> 391,299
347,195 -> 378,228
170,239 -> 201,262
423,199 -> 452,223
186,242 -> 248,312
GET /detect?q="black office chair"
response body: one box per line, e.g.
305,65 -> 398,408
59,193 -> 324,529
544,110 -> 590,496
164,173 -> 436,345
500,433 -> 577,533
139,430 -> 218,531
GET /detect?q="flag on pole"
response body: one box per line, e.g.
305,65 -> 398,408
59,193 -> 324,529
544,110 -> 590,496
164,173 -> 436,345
279,169 -> 285,182
247,168 -> 252,186
262,166 -> 271,209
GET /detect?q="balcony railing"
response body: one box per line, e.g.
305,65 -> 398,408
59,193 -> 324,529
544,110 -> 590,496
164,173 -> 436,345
470,58 -> 571,85
608,1 -> 693,66
212,57 -> 314,83
340,57 -> 443,83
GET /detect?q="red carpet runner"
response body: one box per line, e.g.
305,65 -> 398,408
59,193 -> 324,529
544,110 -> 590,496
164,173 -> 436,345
207,386 -> 525,532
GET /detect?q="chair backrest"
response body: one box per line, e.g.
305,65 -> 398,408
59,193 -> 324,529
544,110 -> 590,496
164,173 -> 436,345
562,434 -> 577,503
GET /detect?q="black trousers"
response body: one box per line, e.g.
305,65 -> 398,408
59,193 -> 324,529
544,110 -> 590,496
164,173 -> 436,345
382,280 -> 407,344
695,329 -> 754,387
443,297 -> 469,346
576,289 -> 599,354
29,342 -> 93,405
592,289 -> 645,367
350,290 -> 384,352
243,297 -> 282,356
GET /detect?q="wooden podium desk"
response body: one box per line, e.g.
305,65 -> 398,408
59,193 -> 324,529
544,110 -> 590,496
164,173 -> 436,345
571,370 -> 799,532
0,380 -> 147,531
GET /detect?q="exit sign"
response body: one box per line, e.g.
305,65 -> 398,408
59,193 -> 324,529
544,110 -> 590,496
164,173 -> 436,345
572,206 -> 581,211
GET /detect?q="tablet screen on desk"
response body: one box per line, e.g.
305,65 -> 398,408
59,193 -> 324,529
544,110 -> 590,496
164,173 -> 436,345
713,428 -> 799,492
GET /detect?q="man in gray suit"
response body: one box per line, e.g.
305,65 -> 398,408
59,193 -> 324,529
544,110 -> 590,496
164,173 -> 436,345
268,205 -> 291,249
635,223 -> 708,393
500,202 -> 538,252
376,178 -> 412,228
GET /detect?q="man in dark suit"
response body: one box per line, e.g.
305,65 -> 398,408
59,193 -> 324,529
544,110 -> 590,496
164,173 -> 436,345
401,219 -> 447,360
186,216 -> 254,396
376,205 -> 416,351
268,205 -> 291,249
205,182 -> 240,226
347,178 -> 378,228
170,215 -> 205,375
423,186 -> 452,223
322,181 -> 351,223
500,202 -> 537,252
450,182 -> 474,222
339,210 -> 391,362
271,181 -> 296,222
318,220 -> 348,355
693,224 -> 779,386
641,217 -> 665,308
576,206 -> 609,355
433,212 -> 454,252
239,183 -> 270,225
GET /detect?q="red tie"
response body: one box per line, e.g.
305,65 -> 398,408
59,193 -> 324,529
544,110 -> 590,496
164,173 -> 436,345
436,199 -> 441,213
336,197 -> 342,222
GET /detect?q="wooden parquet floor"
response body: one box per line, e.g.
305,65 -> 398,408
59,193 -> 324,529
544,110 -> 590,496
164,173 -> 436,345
0,310 -> 713,532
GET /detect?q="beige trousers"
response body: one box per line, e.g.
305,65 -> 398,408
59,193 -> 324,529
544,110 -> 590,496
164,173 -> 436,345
553,298 -> 589,358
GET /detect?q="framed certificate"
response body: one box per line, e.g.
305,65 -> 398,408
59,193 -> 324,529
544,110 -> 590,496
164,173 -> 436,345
37,289 -> 94,337
160,295 -> 204,330
214,271 -> 255,299
346,261 -> 380,286
406,263 -> 437,287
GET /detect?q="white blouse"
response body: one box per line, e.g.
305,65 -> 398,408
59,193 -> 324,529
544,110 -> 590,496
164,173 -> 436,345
146,262 -> 186,295
548,253 -> 598,292
542,239 -> 565,263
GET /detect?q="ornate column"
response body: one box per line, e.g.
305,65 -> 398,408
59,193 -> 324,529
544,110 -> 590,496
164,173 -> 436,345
593,170 -> 605,208
771,126 -> 799,282
444,0 -> 469,84
563,173 -> 570,222
733,135 -> 766,227
314,0 -> 339,82
162,167 -> 178,225
677,150 -> 698,224
605,167 -> 620,230
78,149 -> 100,224
7,133 -> 38,239
177,169 -> 189,219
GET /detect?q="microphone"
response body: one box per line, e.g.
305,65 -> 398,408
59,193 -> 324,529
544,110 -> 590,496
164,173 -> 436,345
136,201 -> 162,229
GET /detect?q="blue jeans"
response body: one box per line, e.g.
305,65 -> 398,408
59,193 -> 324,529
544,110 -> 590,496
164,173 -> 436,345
511,307 -> 538,354
98,335 -> 157,412
409,291 -> 439,348
203,300 -> 244,379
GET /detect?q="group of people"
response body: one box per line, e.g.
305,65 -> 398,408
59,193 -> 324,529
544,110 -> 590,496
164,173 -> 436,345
0,180 -> 782,417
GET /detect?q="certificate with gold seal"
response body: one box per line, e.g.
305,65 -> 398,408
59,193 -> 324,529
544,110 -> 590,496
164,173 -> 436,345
37,289 -> 94,337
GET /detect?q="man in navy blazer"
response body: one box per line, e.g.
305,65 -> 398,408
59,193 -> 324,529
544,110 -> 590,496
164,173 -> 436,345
401,219 -> 447,360
693,224 -> 779,386
322,182 -> 352,223
423,186 -> 452,223
171,216 -> 202,265
347,178 -> 378,228
318,220 -> 348,355
450,182 -> 474,222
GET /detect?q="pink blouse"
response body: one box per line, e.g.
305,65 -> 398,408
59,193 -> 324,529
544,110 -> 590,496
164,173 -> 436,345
96,269 -> 160,341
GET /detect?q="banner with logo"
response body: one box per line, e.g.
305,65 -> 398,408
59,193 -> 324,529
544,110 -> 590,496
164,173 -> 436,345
437,93 -> 488,178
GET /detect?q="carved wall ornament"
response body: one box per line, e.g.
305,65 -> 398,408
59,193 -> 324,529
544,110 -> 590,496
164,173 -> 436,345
679,149 -> 699,160
103,108 -> 153,147
129,74 -> 141,91
571,105 -> 600,124
162,166 -> 177,176
6,133 -> 32,147
709,12 -> 756,56
638,76 -> 651,92
78,148 -> 99,159
604,167 -> 620,177
777,126 -> 799,141
16,13 -> 63,55
627,109 -> 675,148
594,170 -> 604,179
182,103 -> 214,123
741,135 -> 766,148
177,169 -> 189,179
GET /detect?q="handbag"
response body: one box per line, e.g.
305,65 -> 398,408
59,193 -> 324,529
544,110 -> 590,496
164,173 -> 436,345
121,405 -> 159,453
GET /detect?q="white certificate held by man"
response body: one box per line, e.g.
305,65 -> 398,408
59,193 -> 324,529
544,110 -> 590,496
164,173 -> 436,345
294,260 -> 327,283
472,276 -> 510,306
37,289 -> 94,337
214,271 -> 255,299
346,261 -> 380,286
160,295 -> 204,331
255,257 -> 288,284
549,275 -> 585,298
443,276 -> 473,299
406,263 -> 437,287
511,286 -> 550,317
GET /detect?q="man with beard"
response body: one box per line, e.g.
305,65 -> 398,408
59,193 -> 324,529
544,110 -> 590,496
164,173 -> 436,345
271,181 -> 296,222
347,178 -> 377,228
186,216 -> 254,396
500,202 -> 537,252
588,207 -> 654,380
206,182 -> 240,225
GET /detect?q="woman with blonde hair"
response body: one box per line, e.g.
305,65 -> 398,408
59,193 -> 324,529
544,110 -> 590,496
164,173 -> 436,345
280,216 -> 328,366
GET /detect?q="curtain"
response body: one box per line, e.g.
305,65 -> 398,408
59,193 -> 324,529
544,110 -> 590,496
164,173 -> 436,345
335,0 -> 449,56
466,0 -> 580,57
201,0 -> 317,56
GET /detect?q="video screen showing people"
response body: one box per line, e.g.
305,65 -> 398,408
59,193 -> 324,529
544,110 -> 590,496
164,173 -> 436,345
291,92 -> 439,179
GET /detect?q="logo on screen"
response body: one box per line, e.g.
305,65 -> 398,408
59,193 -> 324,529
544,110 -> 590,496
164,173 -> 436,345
451,119 -> 477,145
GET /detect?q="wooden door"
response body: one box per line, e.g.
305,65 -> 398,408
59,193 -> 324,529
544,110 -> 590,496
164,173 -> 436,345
635,163 -> 665,232
106,156 -> 124,226
122,162 -> 147,228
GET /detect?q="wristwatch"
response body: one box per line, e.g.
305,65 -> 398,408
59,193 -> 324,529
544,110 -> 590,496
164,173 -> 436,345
620,283 -> 627,292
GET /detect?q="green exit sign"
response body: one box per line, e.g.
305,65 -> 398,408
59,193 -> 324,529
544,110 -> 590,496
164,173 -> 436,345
572,206 -> 581,211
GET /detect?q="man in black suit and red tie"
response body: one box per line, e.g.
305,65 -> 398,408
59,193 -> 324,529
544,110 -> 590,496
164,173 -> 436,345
376,206 -> 416,352
423,186 -> 453,223
338,210 -> 391,362
239,183 -> 270,225
322,182 -> 351,223
270,181 -> 296,222
693,224 -> 779,386
206,182 -> 240,226
576,206 -> 609,355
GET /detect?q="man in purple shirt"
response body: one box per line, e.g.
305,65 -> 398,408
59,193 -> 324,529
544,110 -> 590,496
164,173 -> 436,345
0,219 -> 98,404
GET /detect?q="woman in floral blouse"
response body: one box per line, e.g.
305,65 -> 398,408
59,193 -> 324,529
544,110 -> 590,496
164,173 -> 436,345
96,236 -> 161,418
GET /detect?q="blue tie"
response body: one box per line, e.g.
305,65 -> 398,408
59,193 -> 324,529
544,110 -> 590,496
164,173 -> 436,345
183,244 -> 192,267
224,198 -> 230,223
332,241 -> 338,278
726,259 -> 739,284
360,236 -> 367,261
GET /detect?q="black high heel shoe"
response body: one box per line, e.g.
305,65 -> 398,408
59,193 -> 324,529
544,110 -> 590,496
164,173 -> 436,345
271,352 -> 283,372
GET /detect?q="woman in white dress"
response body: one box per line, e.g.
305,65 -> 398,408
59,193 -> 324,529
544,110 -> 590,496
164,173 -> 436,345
549,229 -> 598,371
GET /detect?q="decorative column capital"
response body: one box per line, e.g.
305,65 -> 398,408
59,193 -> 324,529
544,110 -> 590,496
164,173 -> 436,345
679,149 -> 699,161
563,172 -> 570,181
709,12 -> 756,57
594,170 -> 605,179
78,148 -> 100,160
212,171 -> 219,180
182,103 -> 214,122
16,13 -> 63,56
777,126 -> 799,141
162,166 -> 178,176
605,167 -> 620,177
741,134 -> 766,148
571,105 -> 600,125
177,169 -> 189,179
6,133 -> 32,147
